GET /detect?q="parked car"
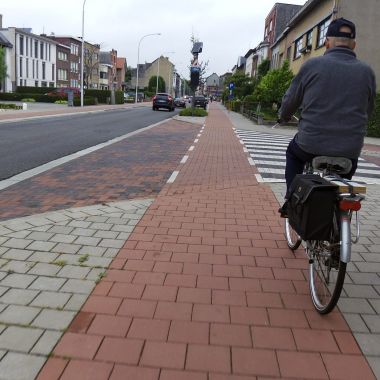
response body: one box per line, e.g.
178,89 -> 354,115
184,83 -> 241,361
174,97 -> 186,108
124,92 -> 135,103
194,95 -> 207,109
46,87 -> 81,97
153,93 -> 174,111
124,92 -> 144,103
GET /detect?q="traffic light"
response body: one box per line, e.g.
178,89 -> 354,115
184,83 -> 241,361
190,66 -> 200,88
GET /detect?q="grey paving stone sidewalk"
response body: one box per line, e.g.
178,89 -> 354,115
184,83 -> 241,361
0,198 -> 152,380
271,182 -> 380,378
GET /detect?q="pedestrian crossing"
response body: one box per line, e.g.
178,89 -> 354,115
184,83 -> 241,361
235,129 -> 380,185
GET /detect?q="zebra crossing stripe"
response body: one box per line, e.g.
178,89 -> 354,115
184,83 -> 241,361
236,129 -> 380,185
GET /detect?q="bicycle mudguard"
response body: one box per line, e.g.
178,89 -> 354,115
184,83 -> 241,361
340,211 -> 351,263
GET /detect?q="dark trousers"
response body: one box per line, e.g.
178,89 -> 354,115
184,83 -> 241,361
285,137 -> 358,198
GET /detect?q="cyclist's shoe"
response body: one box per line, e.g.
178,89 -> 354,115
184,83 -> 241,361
278,200 -> 289,218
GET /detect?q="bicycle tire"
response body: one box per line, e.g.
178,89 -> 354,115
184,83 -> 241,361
285,218 -> 302,250
308,209 -> 347,314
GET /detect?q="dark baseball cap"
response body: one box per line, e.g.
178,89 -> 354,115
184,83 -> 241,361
326,18 -> 356,39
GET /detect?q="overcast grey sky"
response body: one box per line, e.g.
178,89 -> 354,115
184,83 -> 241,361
2,0 -> 306,78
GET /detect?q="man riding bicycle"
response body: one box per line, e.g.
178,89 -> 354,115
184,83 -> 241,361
278,18 -> 376,217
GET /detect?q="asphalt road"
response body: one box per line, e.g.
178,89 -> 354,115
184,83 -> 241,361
0,106 -> 180,180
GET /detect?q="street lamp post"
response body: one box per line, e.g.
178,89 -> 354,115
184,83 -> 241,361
135,33 -> 161,104
80,0 -> 87,108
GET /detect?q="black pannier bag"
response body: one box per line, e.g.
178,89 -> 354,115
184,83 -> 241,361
288,174 -> 338,240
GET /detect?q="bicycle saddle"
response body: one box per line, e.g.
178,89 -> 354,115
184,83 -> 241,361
312,156 -> 352,174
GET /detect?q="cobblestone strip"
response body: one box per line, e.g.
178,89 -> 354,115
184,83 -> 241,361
271,182 -> 380,378
0,199 -> 152,379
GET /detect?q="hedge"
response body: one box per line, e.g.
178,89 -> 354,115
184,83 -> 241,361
179,108 -> 208,117
115,90 -> 124,104
0,93 -> 65,103
368,93 -> 380,137
225,100 -> 242,112
73,96 -> 97,106
85,89 -> 111,103
16,86 -> 55,94
0,103 -> 22,109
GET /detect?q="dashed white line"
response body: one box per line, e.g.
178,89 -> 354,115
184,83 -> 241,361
189,146 -> 195,151
167,171 -> 179,183
180,155 -> 189,164
194,139 -> 199,143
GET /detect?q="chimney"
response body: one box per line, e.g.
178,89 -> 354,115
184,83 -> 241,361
0,14 -> 2,29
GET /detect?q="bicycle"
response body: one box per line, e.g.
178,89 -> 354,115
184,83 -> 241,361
285,156 -> 365,314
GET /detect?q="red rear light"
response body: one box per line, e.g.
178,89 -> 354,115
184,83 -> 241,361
339,199 -> 362,211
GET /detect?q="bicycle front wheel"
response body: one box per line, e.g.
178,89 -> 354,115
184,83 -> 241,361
308,210 -> 347,314
285,218 -> 302,250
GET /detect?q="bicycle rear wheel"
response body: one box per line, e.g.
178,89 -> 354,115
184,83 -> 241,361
308,210 -> 347,314
285,218 -> 302,250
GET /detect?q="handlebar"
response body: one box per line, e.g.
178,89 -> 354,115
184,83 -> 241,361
272,115 -> 299,129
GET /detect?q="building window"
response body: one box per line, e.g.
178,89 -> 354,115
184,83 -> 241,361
19,35 -> 24,55
40,42 -> 44,60
35,80 -> 39,87
286,46 -> 292,61
32,60 -> 35,78
42,62 -> 46,80
48,44 -> 51,61
41,81 -> 47,87
26,37 -> 29,56
35,41 -> 38,58
306,30 -> 313,49
70,43 -> 78,55
58,69 -> 68,81
36,61 -> 38,79
70,62 -> 78,73
26,58 -> 29,78
19,57 -> 23,77
294,37 -> 303,59
52,64 -> 55,80
30,38 -> 33,57
49,82 -> 54,87
269,20 -> 273,32
58,51 -> 68,61
317,17 -> 331,48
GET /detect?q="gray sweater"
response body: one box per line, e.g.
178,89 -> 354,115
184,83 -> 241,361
279,47 -> 376,159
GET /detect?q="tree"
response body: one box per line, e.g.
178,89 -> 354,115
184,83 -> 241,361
254,60 -> 294,106
83,43 -> 100,89
0,47 -> 7,91
227,71 -> 256,100
257,59 -> 270,81
125,66 -> 132,82
148,75 -> 166,93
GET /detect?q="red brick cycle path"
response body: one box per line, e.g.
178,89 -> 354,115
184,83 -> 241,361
38,103 -> 375,379
0,119 -> 199,221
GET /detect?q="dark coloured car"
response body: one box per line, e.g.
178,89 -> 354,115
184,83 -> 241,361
174,97 -> 186,108
194,95 -> 207,109
153,93 -> 174,111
